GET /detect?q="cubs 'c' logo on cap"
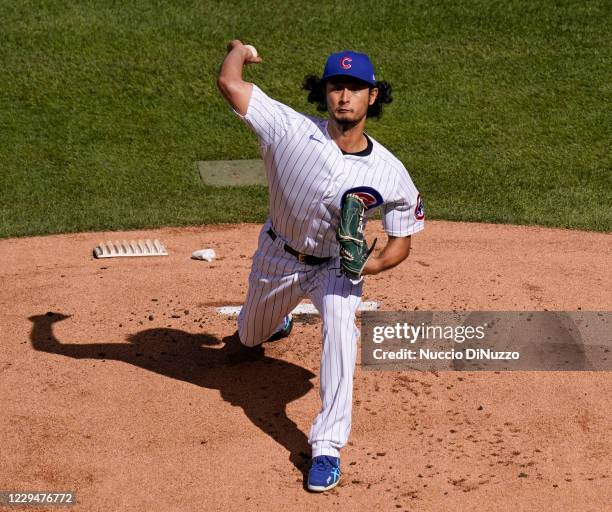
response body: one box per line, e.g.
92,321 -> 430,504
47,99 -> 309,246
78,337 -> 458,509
341,56 -> 352,69
415,194 -> 425,220
341,186 -> 383,211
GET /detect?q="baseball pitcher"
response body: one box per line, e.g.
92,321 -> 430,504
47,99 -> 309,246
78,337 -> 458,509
217,40 -> 425,492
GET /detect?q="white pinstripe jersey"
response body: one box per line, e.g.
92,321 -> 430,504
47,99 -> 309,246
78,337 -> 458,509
232,84 -> 425,258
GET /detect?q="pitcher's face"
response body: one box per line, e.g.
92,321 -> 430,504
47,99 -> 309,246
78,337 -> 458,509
325,77 -> 378,126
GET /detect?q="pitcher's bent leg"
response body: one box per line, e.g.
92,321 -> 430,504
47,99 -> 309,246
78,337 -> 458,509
237,232 -> 304,347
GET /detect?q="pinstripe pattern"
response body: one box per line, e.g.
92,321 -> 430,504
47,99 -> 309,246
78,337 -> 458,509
231,84 -> 424,458
232,85 -> 425,255
307,264 -> 362,457
237,224 -> 362,457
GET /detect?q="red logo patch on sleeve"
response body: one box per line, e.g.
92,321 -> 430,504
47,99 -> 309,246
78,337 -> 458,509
415,194 -> 425,220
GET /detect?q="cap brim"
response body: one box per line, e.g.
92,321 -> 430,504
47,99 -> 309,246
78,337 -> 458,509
322,74 -> 375,86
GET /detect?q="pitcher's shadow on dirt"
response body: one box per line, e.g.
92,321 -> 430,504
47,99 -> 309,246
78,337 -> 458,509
28,312 -> 315,476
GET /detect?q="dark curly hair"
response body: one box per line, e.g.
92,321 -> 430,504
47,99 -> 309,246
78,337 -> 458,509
302,75 -> 393,120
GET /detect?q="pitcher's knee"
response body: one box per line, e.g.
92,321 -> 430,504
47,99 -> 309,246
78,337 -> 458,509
237,325 -> 262,347
237,309 -> 258,347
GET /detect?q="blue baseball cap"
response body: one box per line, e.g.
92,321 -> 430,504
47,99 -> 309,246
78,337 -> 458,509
322,50 -> 376,85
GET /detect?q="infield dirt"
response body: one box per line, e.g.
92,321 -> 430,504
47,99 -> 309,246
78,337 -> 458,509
1,221 -> 610,511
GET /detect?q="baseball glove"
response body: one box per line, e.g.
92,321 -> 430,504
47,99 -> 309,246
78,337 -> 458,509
336,194 -> 377,279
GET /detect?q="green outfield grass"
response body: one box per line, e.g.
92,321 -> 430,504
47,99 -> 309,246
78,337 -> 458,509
1,0 -> 610,237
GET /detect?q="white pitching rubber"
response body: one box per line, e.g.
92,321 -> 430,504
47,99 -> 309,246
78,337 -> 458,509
216,301 -> 379,318
93,239 -> 168,258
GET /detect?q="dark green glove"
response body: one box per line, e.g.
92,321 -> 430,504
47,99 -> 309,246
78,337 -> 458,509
336,194 -> 377,279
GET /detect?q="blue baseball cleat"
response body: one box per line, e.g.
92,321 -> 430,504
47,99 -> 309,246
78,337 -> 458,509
307,455 -> 341,492
266,314 -> 293,342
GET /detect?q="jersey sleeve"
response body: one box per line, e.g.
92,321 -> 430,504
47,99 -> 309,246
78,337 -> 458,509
381,168 -> 425,237
231,83 -> 292,148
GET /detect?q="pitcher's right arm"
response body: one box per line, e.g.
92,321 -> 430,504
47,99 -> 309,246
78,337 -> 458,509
217,40 -> 262,116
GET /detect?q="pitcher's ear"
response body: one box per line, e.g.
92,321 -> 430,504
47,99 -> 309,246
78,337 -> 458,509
369,87 -> 379,105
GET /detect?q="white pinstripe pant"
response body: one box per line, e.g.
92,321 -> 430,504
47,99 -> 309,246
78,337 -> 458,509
238,220 -> 362,458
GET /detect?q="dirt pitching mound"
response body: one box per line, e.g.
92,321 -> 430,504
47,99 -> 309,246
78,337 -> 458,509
1,221 -> 610,511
